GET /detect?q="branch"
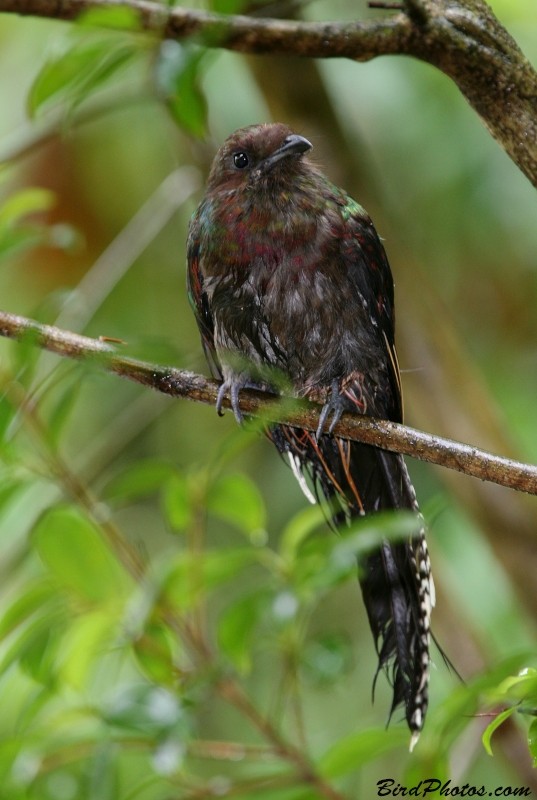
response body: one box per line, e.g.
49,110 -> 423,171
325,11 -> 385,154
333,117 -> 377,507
187,739 -> 278,761
0,0 -> 536,187
0,0 -> 412,58
1,309 -> 536,495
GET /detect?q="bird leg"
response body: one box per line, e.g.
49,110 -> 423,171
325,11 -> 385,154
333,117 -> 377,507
316,379 -> 344,439
216,376 -> 245,425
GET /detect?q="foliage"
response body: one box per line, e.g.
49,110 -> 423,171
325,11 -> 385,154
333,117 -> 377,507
0,334 -> 531,798
0,362 -> 425,797
27,7 -> 210,138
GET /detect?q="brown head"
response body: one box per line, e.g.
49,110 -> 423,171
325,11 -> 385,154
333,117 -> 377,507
207,123 -> 313,194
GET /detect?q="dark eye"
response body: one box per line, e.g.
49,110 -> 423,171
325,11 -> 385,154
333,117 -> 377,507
233,152 -> 250,170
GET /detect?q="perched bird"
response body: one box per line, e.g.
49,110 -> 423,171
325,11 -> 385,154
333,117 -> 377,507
187,123 -> 435,747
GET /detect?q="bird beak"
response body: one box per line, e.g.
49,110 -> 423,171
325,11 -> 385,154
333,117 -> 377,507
257,134 -> 313,172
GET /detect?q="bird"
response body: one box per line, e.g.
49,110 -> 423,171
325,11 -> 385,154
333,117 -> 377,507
186,122 -> 435,748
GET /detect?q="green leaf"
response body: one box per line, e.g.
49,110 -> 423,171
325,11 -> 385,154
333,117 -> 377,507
318,727 -> 409,778
206,472 -> 266,535
106,460 -> 176,504
428,653 -> 533,749
0,608 -> 62,678
29,39 -> 137,118
60,609 -> 117,689
527,718 -> 537,765
482,706 -> 517,756
0,478 -> 29,524
0,738 -> 22,783
168,81 -> 207,139
292,533 -> 354,596
19,624 -> 60,684
332,510 -> 423,564
204,549 -> 258,590
279,505 -> 326,562
156,42 -> 208,138
70,43 -> 137,112
488,668 -> 537,706
0,186 -> 54,266
162,473 -> 192,531
29,40 -> 109,116
0,225 -> 45,264
292,511 -> 421,597
218,590 -> 268,673
33,505 -> 130,603
0,581 -> 56,641
0,188 -> 55,229
165,549 -> 258,608
78,6 -> 142,30
133,623 -> 177,686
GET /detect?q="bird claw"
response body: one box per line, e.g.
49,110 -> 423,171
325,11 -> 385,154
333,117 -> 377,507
316,380 -> 343,439
216,378 -> 244,425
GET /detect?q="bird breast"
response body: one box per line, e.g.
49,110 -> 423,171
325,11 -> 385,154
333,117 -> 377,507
200,196 -> 383,390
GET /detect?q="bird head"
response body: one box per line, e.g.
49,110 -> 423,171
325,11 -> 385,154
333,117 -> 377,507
207,123 -> 313,193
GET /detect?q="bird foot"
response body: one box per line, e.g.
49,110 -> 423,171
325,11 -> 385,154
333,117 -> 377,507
216,377 -> 245,425
316,380 -> 344,439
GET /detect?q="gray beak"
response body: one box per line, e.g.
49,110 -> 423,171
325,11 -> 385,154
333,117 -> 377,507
259,134 -> 313,172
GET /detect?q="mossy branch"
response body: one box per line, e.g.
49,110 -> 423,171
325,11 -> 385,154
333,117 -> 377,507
1,309 -> 536,496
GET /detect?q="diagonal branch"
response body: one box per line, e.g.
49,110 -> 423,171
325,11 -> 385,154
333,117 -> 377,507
1,309 -> 536,495
0,0 -> 536,186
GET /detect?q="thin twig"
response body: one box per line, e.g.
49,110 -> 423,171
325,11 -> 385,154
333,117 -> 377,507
39,737 -> 153,774
216,678 -> 346,800
39,737 -> 278,772
187,739 -> 278,761
290,652 -> 307,752
7,382 -> 146,581
0,310 -> 536,496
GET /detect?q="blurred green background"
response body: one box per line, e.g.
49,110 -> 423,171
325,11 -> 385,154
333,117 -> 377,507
0,0 -> 536,796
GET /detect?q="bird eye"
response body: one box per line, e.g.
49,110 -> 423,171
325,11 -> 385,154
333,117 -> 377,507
233,152 -> 250,170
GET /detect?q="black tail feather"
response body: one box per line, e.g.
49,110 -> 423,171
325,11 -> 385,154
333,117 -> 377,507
272,424 -> 434,745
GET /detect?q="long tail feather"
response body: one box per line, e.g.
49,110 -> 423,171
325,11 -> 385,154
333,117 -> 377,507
272,424 -> 434,743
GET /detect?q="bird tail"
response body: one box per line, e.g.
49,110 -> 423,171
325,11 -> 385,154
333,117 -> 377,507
271,425 -> 434,746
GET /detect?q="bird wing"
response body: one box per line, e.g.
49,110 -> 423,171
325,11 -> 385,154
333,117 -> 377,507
339,196 -> 403,423
335,198 -> 430,742
270,195 -> 432,742
186,210 -> 222,381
